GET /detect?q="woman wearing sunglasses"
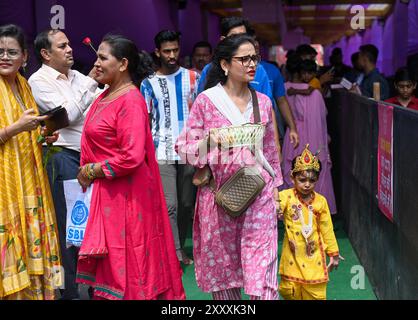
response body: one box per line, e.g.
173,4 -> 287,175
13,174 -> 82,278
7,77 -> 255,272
176,34 -> 282,300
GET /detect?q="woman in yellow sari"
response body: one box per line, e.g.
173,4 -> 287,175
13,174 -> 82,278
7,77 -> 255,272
0,24 -> 62,300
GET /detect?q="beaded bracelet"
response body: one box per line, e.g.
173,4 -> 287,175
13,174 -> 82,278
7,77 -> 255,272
88,163 -> 96,180
81,165 -> 89,179
83,163 -> 97,180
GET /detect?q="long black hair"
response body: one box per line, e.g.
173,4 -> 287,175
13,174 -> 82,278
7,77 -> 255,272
204,33 -> 255,90
102,34 -> 154,87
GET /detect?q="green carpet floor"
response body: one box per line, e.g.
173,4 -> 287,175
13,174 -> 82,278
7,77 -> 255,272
180,218 -> 377,300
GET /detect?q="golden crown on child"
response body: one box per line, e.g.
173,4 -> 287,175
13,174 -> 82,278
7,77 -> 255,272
292,144 -> 321,174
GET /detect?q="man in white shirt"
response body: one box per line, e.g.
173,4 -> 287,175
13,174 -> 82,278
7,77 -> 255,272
28,29 -> 99,300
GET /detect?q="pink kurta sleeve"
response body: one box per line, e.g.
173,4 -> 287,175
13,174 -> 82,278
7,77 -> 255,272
259,93 -> 283,188
101,95 -> 147,179
175,93 -> 209,168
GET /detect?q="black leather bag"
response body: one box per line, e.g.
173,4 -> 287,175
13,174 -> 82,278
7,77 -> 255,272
40,106 -> 70,133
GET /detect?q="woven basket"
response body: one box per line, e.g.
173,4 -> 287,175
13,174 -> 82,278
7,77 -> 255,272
210,123 -> 265,148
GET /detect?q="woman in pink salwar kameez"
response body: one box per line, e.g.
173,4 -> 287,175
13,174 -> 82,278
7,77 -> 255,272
176,34 -> 282,300
75,35 -> 185,300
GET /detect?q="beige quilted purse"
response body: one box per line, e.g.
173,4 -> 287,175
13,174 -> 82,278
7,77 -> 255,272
215,166 -> 265,217
214,89 -> 266,218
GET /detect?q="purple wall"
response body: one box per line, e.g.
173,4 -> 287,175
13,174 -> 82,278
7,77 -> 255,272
55,0 -> 178,71
324,0 -> 409,77
206,11 -> 221,49
0,0 -> 222,74
0,0 -> 37,72
0,0 -> 36,39
391,0 -> 408,72
282,28 -> 310,51
408,0 -> 418,55
178,0 -> 221,57
178,0 -> 204,56
370,20 -> 384,71
382,15 -> 394,76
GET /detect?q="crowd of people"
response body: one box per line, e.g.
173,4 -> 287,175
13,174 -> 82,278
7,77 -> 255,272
0,14 -> 415,301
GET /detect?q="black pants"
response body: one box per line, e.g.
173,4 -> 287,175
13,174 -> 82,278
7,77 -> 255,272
44,147 -> 80,299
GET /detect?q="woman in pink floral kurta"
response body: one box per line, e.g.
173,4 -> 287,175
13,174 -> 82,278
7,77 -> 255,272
176,34 -> 282,300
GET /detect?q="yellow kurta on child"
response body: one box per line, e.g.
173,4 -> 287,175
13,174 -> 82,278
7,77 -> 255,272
279,188 -> 339,284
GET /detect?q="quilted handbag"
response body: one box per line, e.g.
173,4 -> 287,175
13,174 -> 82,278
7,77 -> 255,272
215,166 -> 265,217
214,89 -> 266,217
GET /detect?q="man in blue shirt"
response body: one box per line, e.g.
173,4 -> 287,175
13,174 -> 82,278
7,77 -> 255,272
358,44 -> 390,100
198,17 -> 299,149
260,59 -> 286,144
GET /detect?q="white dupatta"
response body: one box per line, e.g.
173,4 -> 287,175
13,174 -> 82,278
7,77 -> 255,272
204,83 -> 276,178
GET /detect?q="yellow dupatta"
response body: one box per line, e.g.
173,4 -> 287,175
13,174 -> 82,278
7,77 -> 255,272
0,73 -> 62,300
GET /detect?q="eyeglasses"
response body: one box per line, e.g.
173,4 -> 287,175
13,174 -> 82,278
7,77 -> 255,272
0,49 -> 21,59
232,54 -> 260,67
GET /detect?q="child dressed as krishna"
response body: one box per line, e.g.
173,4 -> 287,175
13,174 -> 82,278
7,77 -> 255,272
277,145 -> 340,300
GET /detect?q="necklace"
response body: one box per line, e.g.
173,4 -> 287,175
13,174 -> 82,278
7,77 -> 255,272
293,189 -> 315,243
102,82 -> 133,101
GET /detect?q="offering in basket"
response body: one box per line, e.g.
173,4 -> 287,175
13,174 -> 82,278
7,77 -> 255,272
210,123 -> 265,148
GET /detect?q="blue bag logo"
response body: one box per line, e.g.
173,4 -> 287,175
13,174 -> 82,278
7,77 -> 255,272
71,200 -> 89,226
